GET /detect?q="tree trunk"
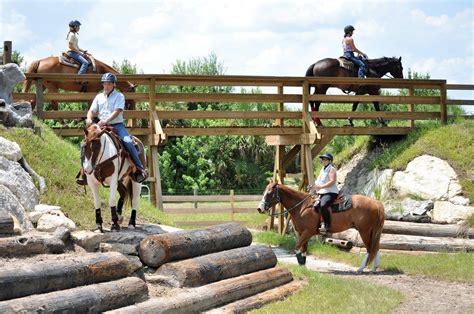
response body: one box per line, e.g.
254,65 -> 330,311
139,222 -> 252,267
0,228 -> 69,257
154,245 -> 277,287
0,213 -> 14,235
0,277 -> 148,313
383,220 -> 474,238
109,267 -> 293,313
0,252 -> 142,301
207,280 -> 305,314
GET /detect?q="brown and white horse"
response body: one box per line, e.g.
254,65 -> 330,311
82,124 -> 145,231
257,182 -> 384,272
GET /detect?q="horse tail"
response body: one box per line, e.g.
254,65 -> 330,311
305,63 -> 315,77
22,60 -> 40,93
123,177 -> 134,209
367,200 -> 385,265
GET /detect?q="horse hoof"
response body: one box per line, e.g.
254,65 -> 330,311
118,215 -> 124,224
94,224 -> 103,233
127,224 -> 136,230
296,253 -> 306,265
111,223 -> 121,232
356,268 -> 363,274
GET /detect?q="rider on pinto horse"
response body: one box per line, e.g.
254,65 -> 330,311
76,73 -> 148,185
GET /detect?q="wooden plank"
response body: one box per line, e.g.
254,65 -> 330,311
318,127 -> 411,136
163,207 -> 255,214
311,111 -> 441,120
446,84 -> 474,90
265,134 -> 319,146
164,127 -> 303,136
162,194 -> 261,202
174,221 -> 247,227
53,127 -> 150,137
311,134 -> 334,159
446,99 -> 474,106
157,110 -> 302,120
309,94 -> 441,104
282,145 -> 301,168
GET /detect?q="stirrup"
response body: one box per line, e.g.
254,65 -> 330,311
75,170 -> 87,185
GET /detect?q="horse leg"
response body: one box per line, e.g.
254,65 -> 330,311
128,181 -> 141,229
372,251 -> 381,272
117,182 -> 126,224
310,85 -> 323,126
357,229 -> 374,273
348,102 -> 358,127
358,253 -> 370,273
374,101 -> 387,127
87,179 -> 103,232
95,208 -> 103,233
109,176 -> 120,231
295,230 -> 312,265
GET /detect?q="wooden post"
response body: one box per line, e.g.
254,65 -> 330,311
148,77 -> 163,209
230,189 -> 235,221
3,41 -> 12,64
35,78 -> 44,121
151,147 -> 163,209
408,87 -> 415,128
194,188 -> 198,209
440,81 -> 447,124
276,84 -> 286,234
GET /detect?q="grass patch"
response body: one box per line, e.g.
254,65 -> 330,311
252,263 -> 404,314
253,231 -> 474,284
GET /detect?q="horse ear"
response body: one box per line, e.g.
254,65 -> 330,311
83,127 -> 88,137
399,57 -> 402,61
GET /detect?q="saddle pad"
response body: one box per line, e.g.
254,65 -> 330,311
330,194 -> 352,213
338,57 -> 353,71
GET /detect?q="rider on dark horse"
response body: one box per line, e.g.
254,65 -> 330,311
342,25 -> 368,78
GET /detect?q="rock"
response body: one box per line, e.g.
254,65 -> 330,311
0,185 -> 33,231
431,201 -> 474,224
0,64 -> 26,104
449,195 -> 470,206
99,242 -> 138,255
392,155 -> 463,201
4,101 -> 34,128
29,209 -> 65,224
0,155 -> 39,212
362,168 -> 393,200
0,136 -> 22,161
36,213 -> 76,232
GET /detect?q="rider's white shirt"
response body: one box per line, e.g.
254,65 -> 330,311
90,89 -> 125,124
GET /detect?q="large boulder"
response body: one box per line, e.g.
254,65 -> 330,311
3,101 -> 34,128
391,155 -> 463,201
431,201 -> 474,224
0,63 -> 25,104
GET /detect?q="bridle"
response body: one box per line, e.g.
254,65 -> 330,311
260,184 -> 313,218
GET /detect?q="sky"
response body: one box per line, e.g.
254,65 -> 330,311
1,0 -> 473,110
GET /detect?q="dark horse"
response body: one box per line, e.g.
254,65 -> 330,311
305,56 -> 403,126
22,56 -> 136,110
257,183 -> 384,272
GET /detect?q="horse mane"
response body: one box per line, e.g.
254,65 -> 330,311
278,183 -> 308,199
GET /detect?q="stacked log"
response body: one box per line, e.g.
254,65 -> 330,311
382,221 -> 474,238
154,245 -> 277,287
109,267 -> 293,313
139,222 -> 252,267
0,277 -> 148,313
0,227 -> 70,256
0,252 -> 142,301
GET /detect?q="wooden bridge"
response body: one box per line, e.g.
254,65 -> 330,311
13,73 -> 473,232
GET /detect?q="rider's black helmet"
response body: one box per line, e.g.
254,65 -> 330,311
69,20 -> 81,28
344,25 -> 355,34
319,153 -> 334,161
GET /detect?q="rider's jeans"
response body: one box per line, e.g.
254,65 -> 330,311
344,51 -> 366,78
110,123 -> 145,170
68,51 -> 90,74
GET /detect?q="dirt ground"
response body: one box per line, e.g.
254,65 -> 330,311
273,247 -> 474,313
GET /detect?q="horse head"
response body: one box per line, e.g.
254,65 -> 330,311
387,56 -> 403,79
370,57 -> 403,79
257,182 -> 281,214
83,124 -> 106,174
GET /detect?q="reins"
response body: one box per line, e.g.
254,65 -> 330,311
264,185 -> 313,218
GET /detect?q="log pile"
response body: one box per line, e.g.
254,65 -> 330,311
0,227 -> 70,256
329,220 -> 474,252
0,213 -> 14,236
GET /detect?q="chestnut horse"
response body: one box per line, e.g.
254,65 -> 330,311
22,56 -> 136,110
257,183 -> 384,272
305,56 -> 403,126
83,124 -> 145,232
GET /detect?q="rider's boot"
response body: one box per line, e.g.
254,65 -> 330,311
347,118 -> 355,127
75,168 -> 87,185
132,168 -> 148,183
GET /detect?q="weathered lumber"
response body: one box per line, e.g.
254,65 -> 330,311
154,245 -> 277,287
139,222 -> 252,267
0,212 -> 14,235
383,220 -> 474,238
206,280 -> 305,314
0,227 -> 70,256
353,233 -> 474,252
384,212 -> 431,223
0,277 -> 148,313
0,252 -> 142,301
109,267 -> 293,313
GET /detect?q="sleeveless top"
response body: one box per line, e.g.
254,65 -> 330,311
342,37 -> 353,53
67,32 -> 80,52
316,164 -> 339,194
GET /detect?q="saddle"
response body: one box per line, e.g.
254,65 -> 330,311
338,56 -> 355,71
59,52 -> 97,72
313,192 -> 353,214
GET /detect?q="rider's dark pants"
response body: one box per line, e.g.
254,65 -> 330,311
319,193 -> 338,228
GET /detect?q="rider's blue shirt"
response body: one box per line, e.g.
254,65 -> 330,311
90,89 -> 125,124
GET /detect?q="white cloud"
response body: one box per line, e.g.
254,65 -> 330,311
0,10 -> 33,43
